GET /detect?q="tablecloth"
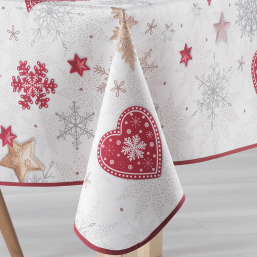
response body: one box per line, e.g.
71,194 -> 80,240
1,0 -> 257,187
1,0 -> 257,186
0,0 -> 256,254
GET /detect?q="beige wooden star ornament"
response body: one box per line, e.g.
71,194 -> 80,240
0,138 -> 44,182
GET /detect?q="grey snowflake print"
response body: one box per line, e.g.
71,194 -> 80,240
193,53 -> 232,130
56,101 -> 95,150
236,0 -> 257,42
19,2 -> 84,48
77,222 -> 96,236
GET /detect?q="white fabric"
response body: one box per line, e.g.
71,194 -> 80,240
75,46 -> 184,251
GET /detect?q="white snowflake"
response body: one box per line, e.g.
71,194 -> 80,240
121,135 -> 146,161
130,116 -> 141,128
56,101 -> 95,150
193,53 -> 232,130
143,158 -> 153,169
236,0 -> 257,41
105,145 -> 114,156
146,131 -> 153,138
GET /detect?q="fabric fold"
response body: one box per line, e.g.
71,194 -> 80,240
74,36 -> 185,254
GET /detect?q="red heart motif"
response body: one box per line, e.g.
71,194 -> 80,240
97,106 -> 162,180
25,0 -> 45,12
252,51 -> 257,94
25,0 -> 77,12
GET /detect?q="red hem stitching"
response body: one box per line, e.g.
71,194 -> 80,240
74,194 -> 185,255
2,143 -> 256,186
173,143 -> 257,165
0,181 -> 83,187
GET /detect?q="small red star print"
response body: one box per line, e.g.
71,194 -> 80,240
67,54 -> 90,77
180,44 -> 192,67
0,126 -> 17,147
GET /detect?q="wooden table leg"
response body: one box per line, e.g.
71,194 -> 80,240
137,230 -> 162,257
0,189 -> 24,257
97,230 -> 162,257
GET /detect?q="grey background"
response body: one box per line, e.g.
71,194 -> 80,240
0,147 -> 257,257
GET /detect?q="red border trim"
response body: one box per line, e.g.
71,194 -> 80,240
74,194 -> 185,255
173,142 -> 257,165
0,181 -> 83,187
2,143 -> 257,186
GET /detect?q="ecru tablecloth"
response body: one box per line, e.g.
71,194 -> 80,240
0,0 -> 256,254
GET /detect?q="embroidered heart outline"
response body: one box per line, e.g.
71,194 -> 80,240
97,106 -> 162,180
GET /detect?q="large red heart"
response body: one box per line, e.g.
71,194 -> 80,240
97,106 -> 162,180
252,51 -> 257,94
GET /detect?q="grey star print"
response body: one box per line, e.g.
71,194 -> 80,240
192,3 -> 201,17
161,23 -> 175,42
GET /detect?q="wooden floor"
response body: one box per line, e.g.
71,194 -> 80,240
0,148 -> 257,257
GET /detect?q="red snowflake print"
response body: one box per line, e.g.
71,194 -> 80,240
145,19 -> 157,35
84,172 -> 91,189
11,61 -> 57,110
